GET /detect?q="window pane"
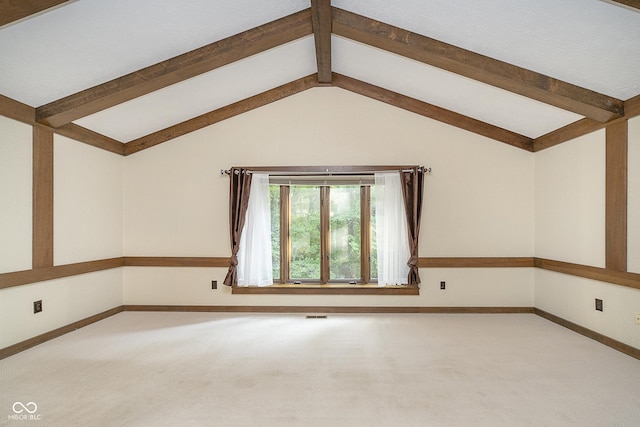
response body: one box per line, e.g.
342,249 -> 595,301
289,186 -> 321,280
370,186 -> 378,280
269,185 -> 280,281
330,186 -> 361,280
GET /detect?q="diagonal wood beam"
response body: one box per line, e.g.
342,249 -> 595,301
332,7 -> 624,123
533,118 -> 605,152
0,94 -> 125,155
0,0 -> 70,27
55,123 -> 125,155
533,94 -> 640,151
36,9 -> 313,128
124,74 -> 318,155
311,0 -> 332,84
0,93 -> 35,124
332,73 -> 533,151
609,0 -> 640,11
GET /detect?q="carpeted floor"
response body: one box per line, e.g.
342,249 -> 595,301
1,312 -> 639,426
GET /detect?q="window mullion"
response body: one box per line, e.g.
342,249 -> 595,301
320,186 -> 330,284
361,186 -> 371,284
280,186 -> 290,284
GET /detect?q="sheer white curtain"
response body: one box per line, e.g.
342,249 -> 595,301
375,172 -> 410,285
237,173 -> 273,287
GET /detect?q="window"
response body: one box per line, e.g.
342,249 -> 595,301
226,165 -> 425,295
270,181 -> 377,284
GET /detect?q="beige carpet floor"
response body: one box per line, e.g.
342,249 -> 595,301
1,312 -> 640,426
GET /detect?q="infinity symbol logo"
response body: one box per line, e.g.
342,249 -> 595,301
13,402 -> 38,414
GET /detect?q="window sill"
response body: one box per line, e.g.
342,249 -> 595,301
231,284 -> 419,295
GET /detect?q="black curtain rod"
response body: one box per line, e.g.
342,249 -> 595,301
220,167 -> 431,175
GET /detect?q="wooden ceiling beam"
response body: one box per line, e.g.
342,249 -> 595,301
0,0 -> 70,27
0,94 -> 124,155
0,94 -> 35,124
36,9 -> 313,128
125,74 -> 318,155
534,93 -> 640,151
608,0 -> 640,11
332,73 -> 533,151
55,123 -> 125,155
533,118 -> 605,152
311,0 -> 332,84
332,7 -> 624,123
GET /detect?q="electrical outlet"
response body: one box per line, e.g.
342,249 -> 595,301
635,312 -> 640,325
211,280 -> 217,290
595,298 -> 603,312
33,300 -> 42,314
440,281 -> 446,290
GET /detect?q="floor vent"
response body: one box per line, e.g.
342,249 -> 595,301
305,315 -> 327,319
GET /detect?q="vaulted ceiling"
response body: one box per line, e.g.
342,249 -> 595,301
1,0 -> 639,155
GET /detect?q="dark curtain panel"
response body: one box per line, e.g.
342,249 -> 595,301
223,168 -> 253,286
401,167 -> 424,286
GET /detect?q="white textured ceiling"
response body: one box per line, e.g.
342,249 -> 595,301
332,36 -> 583,138
0,0 -> 639,144
75,37 -> 317,142
0,0 -> 309,105
334,0 -> 640,100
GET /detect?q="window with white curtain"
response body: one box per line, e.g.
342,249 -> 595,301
234,169 -> 414,287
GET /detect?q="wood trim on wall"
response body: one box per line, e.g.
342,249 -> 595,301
534,308 -> 640,360
231,286 -> 420,295
124,305 -> 533,314
534,258 -> 640,290
419,257 -> 535,268
605,120 -> 628,271
32,125 -> 54,268
0,258 -> 124,289
123,257 -> 228,268
0,306 -> 123,360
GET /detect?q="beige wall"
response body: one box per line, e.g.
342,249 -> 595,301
0,127 -> 124,349
534,130 -> 606,267
1,86 -> 638,349
0,116 -> 32,274
124,87 -> 535,307
534,127 -> 640,349
54,134 -> 123,265
0,269 -> 123,349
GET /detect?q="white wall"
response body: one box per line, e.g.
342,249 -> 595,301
535,130 -> 606,267
0,116 -> 32,274
54,134 -> 123,265
0,269 -> 123,348
0,129 -> 124,350
535,269 -> 640,350
629,116 -> 640,274
124,87 -> 535,306
534,128 -> 640,349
